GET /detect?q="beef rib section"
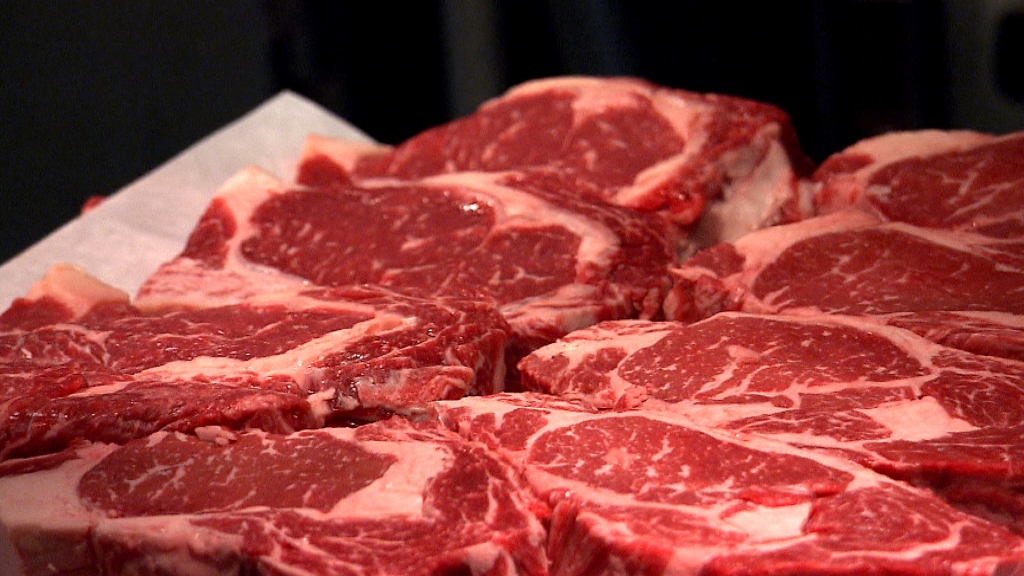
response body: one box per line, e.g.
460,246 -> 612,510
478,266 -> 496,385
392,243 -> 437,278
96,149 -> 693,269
663,209 -> 1024,362
0,417 -> 548,576
296,76 -> 814,246
435,394 -> 1024,576
0,264 -> 509,460
813,130 -> 1024,238
136,166 -> 676,360
518,313 -> 1024,534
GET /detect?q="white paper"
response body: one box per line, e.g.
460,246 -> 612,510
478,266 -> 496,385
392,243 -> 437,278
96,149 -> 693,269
0,91 -> 373,311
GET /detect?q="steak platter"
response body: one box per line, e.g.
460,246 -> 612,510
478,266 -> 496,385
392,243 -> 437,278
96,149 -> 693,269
1,76 -> 1024,575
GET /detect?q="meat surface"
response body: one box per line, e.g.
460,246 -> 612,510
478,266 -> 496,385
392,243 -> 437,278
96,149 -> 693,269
813,130 -> 1024,238
518,313 -> 1024,532
0,264 -> 509,460
0,417 -> 548,576
297,76 -> 814,247
663,209 -> 1024,362
137,166 -> 676,361
436,394 -> 1024,576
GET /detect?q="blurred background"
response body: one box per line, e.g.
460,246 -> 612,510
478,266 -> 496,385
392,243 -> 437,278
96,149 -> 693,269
2,0 -> 1023,263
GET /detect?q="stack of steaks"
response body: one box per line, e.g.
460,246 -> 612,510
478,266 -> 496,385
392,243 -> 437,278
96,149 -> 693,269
1,76 -> 1023,575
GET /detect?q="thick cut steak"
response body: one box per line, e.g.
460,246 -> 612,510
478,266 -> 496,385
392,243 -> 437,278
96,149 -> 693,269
436,394 -> 1024,576
663,209 -> 1024,361
0,264 -> 509,460
137,166 -> 675,360
0,417 -> 548,576
518,313 -> 1024,534
297,76 -> 814,246
813,130 -> 1024,238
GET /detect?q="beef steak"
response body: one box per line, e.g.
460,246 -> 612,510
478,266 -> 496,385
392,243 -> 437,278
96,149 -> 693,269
436,394 -> 1024,576
0,417 -> 548,576
813,130 -> 1024,238
663,209 -> 1024,362
518,313 -> 1024,516
297,76 -> 814,247
0,264 -> 509,460
137,166 -> 675,360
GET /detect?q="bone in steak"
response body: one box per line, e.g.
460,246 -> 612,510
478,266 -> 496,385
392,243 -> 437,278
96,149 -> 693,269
813,130 -> 1024,238
518,312 -> 1024,533
296,76 -> 814,247
0,264 -> 509,460
435,394 -> 1024,576
663,209 -> 1024,362
136,166 -> 676,362
0,417 -> 548,576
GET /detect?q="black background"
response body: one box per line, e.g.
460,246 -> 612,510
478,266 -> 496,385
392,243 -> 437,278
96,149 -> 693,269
3,1 -> 1023,264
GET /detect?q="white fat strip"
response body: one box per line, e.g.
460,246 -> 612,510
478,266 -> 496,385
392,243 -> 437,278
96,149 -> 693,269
617,144 -> 705,209
650,89 -> 713,141
692,136 -> 808,246
124,312 -> 411,393
421,172 -> 622,272
0,443 -> 118,576
523,321 -> 676,405
614,98 -> 712,210
298,133 -> 392,174
727,209 -> 882,280
527,320 -> 676,365
499,284 -> 605,337
880,221 -> 1024,275
136,168 -> 308,310
321,438 -> 453,519
723,502 -> 813,543
858,395 -> 976,441
24,263 -> 130,319
838,129 -> 995,183
135,257 -> 315,311
217,166 -> 289,222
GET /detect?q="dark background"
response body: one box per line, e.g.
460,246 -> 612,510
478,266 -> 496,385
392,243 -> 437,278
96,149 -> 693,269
3,0 -> 1024,264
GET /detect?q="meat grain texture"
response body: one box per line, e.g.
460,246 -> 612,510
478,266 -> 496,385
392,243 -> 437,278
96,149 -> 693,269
2,76 -> 1024,575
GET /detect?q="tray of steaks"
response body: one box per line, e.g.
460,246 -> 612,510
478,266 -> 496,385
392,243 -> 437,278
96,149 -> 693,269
1,77 -> 1024,576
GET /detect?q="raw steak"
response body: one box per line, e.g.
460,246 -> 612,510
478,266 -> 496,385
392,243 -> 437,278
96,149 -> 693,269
518,313 -> 1024,534
296,76 -> 814,246
0,417 -> 548,576
137,166 -> 676,361
813,129 -> 1024,238
435,394 -> 1024,576
662,209 -> 1024,361
0,263 -> 509,460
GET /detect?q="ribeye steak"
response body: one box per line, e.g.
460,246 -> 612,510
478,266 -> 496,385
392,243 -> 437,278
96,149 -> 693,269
0,264 -> 509,460
0,417 -> 548,576
137,166 -> 675,360
297,76 -> 814,247
663,209 -> 1024,362
813,130 -> 1024,238
436,394 -> 1024,576
518,313 -> 1024,534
